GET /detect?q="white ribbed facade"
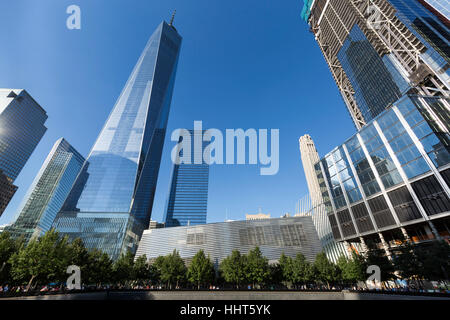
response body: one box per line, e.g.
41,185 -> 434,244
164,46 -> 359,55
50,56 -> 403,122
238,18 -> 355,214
135,216 -> 323,267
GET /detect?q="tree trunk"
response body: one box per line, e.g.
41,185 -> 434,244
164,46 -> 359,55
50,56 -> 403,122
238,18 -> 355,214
26,274 -> 36,292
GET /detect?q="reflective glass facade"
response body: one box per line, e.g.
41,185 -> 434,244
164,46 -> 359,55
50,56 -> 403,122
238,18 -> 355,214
389,0 -> 450,86
304,0 -> 449,129
136,216 -> 322,266
164,130 -> 209,227
316,94 -> 450,241
337,25 -> 409,122
0,89 -> 47,216
0,170 -> 17,216
53,21 -> 182,260
6,139 -> 84,242
0,89 -> 48,182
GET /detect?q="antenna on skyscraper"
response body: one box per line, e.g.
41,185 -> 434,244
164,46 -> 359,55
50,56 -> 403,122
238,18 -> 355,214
169,10 -> 176,26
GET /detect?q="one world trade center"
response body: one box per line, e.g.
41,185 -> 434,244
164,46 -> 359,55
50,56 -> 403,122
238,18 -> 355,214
53,19 -> 182,259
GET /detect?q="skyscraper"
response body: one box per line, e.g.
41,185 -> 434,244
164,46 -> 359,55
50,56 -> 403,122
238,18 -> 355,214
53,20 -> 182,259
301,0 -> 449,129
0,89 -> 48,216
314,94 -> 450,257
299,135 -> 322,206
164,130 -> 209,227
299,134 -> 349,262
6,138 -> 85,243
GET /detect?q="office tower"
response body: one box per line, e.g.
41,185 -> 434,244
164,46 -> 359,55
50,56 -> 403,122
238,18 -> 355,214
301,0 -> 449,129
299,135 -> 323,206
419,0 -> 450,21
164,130 -> 209,227
0,170 -> 17,216
136,216 -> 322,266
314,94 -> 450,257
299,135 -> 350,262
53,20 -> 182,260
6,139 -> 84,243
0,89 -> 48,216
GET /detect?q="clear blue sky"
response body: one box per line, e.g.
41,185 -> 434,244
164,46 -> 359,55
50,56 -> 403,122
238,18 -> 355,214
0,0 -> 356,225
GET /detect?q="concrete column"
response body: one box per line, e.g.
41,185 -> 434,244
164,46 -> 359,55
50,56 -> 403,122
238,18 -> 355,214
378,232 -> 392,260
400,227 -> 410,243
359,237 -> 368,256
427,221 -> 442,240
343,241 -> 352,258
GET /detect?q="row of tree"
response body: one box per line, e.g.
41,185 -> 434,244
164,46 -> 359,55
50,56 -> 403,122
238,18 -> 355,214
1,229 -> 449,290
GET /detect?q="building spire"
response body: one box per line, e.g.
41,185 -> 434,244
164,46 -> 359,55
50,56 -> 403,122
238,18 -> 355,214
169,9 -> 176,26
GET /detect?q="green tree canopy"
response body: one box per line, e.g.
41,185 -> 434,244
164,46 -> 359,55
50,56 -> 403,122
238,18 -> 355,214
187,250 -> 215,289
246,247 -> 270,287
112,251 -> 135,286
0,232 -> 23,284
132,255 -> 150,285
337,252 -> 366,285
291,253 -> 314,286
278,253 -> 293,285
219,250 -> 247,289
9,229 -> 70,289
313,252 -> 339,287
85,249 -> 113,286
160,250 -> 187,289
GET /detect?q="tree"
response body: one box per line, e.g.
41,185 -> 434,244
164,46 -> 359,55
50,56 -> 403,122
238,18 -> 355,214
337,252 -> 366,286
85,249 -> 113,287
67,238 -> 89,285
187,250 -> 215,289
9,229 -> 70,290
415,241 -> 450,281
160,250 -> 187,289
268,263 -> 283,287
219,250 -> 247,289
291,253 -> 314,288
246,247 -> 270,288
0,232 -> 23,284
313,252 -> 339,288
132,255 -> 150,286
278,253 -> 293,286
112,251 -> 134,286
150,256 -> 166,286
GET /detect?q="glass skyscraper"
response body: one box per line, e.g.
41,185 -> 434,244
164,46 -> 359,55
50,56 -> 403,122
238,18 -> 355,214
315,94 -> 450,257
301,0 -> 450,129
6,138 -> 85,243
0,89 -> 48,216
53,20 -> 182,260
164,130 -> 209,227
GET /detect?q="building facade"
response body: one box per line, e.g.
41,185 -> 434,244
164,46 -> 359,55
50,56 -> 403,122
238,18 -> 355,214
164,130 -> 209,227
314,94 -> 450,257
299,135 -> 324,206
6,138 -> 84,243
53,20 -> 182,260
246,213 -> 271,220
0,170 -> 17,216
135,216 -> 323,267
0,89 -> 47,216
301,0 -> 449,129
299,135 -> 350,262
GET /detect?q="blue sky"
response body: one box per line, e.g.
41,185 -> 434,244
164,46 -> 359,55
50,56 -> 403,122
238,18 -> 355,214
0,0 -> 356,225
